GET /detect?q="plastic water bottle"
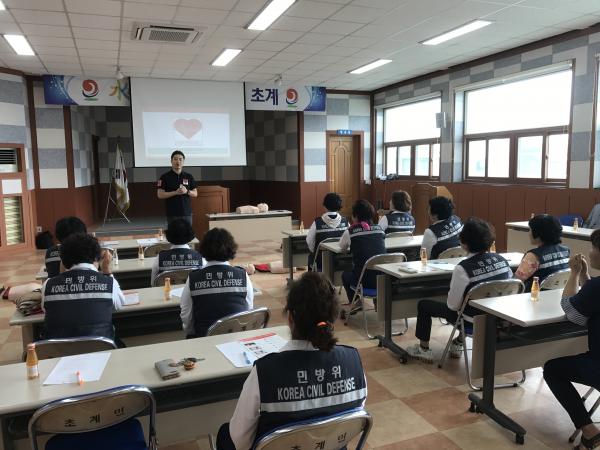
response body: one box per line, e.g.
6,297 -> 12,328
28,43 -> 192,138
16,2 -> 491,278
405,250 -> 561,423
490,242 -> 496,253
164,277 -> 171,301
138,245 -> 144,260
531,276 -> 540,302
299,221 -> 304,233
113,249 -> 119,266
26,343 -> 39,380
420,247 -> 427,265
573,218 -> 579,231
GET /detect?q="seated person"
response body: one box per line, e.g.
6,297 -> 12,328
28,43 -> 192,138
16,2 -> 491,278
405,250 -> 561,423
544,231 -> 600,449
180,228 -> 253,338
378,190 -> 416,234
339,200 -> 386,307
306,192 -> 349,271
215,271 -> 367,450
45,216 -> 87,278
422,196 -> 463,259
151,218 -> 205,282
515,214 -> 570,292
42,233 -> 125,340
406,218 -> 512,363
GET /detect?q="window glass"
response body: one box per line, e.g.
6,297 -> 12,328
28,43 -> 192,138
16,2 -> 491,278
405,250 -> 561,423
386,147 -> 397,175
487,138 -> 510,178
517,136 -> 543,178
415,144 -> 430,176
547,133 -> 568,179
468,140 -> 486,177
384,98 -> 441,142
398,146 -> 411,175
431,144 -> 440,177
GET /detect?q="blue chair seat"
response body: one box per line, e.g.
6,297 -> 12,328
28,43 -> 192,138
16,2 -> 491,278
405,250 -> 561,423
46,418 -> 147,450
349,286 -> 377,297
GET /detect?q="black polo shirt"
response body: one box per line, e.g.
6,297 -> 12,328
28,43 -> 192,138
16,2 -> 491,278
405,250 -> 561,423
157,170 -> 197,217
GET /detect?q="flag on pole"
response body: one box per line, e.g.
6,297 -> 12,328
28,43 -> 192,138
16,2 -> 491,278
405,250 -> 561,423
114,145 -> 130,213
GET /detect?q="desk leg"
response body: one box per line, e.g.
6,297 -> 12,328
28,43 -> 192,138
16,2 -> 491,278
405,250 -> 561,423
323,251 -> 334,286
375,275 -> 409,363
287,238 -> 294,285
468,314 -> 526,445
1,416 -> 15,450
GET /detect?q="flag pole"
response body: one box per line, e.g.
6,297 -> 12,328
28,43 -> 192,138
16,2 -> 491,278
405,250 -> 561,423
103,137 -> 131,225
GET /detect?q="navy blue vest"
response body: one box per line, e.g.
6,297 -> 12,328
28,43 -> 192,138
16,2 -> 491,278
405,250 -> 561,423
429,215 -> 463,259
384,211 -> 415,234
458,253 -> 512,299
255,345 -> 366,439
45,245 -> 61,278
188,264 -> 248,337
157,247 -> 203,274
314,214 -> 349,250
349,223 -> 386,287
43,269 -> 114,339
525,244 -> 570,291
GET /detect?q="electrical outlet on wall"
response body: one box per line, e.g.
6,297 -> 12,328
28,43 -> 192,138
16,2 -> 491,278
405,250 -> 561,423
36,226 -> 42,233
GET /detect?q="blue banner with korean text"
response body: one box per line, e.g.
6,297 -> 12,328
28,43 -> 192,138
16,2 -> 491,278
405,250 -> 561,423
245,84 -> 326,111
43,75 -> 130,106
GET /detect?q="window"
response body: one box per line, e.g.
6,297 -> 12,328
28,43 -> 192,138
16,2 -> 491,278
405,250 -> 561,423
464,69 -> 572,183
383,97 -> 441,178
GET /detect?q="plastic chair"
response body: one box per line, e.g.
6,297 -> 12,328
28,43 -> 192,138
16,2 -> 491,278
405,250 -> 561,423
143,242 -> 171,257
23,336 -> 117,362
539,268 -> 571,291
558,214 -> 583,228
312,237 -> 342,272
345,253 -> 407,339
152,268 -> 194,287
437,246 -> 467,259
206,307 -> 270,336
569,388 -> 600,443
210,408 -> 372,450
29,385 -> 157,450
438,279 -> 526,391
385,231 -> 413,238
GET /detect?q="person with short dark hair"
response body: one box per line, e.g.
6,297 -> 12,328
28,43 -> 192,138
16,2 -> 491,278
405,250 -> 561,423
157,150 -> 198,225
515,214 -> 570,291
378,190 -> 415,234
406,218 -> 512,363
306,192 -> 349,271
179,228 -> 253,338
42,233 -> 125,340
45,217 -> 87,278
421,196 -> 462,259
543,229 -> 600,448
151,219 -> 205,282
339,200 -> 386,307
215,272 -> 367,450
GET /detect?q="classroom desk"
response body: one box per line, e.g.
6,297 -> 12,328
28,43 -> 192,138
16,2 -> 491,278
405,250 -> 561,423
0,326 -> 290,450
10,285 -> 186,350
506,221 -> 598,276
208,210 -> 292,243
321,235 -> 423,286
36,257 -> 154,290
373,252 -> 524,363
99,238 -> 199,259
468,290 -> 588,444
281,230 -> 309,282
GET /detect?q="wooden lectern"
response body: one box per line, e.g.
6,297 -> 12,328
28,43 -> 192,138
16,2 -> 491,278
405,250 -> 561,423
411,183 -> 453,234
191,185 -> 230,240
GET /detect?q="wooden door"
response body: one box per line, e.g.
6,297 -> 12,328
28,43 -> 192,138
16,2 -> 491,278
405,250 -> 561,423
328,136 -> 356,218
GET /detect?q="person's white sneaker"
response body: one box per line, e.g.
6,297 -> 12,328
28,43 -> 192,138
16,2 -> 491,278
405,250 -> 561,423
405,344 -> 434,363
449,340 -> 464,358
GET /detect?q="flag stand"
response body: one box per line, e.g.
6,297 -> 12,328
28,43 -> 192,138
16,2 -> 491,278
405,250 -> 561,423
103,177 -> 131,225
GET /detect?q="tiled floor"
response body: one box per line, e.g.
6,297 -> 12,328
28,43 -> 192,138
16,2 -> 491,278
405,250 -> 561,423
0,239 -> 590,449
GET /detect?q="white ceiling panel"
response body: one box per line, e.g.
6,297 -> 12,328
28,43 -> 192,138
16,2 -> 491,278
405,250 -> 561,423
122,3 -> 177,21
173,7 -> 228,25
64,0 -> 122,17
286,1 -> 342,19
3,0 -> 64,11
69,13 -> 121,30
28,36 -> 74,48
75,39 -> 119,50
72,27 -> 119,41
11,9 -> 68,26
256,30 -> 304,42
310,20 -> 364,35
19,24 -> 71,36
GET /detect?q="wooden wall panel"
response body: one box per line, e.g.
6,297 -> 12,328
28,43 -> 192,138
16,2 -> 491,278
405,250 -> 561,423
488,189 -> 508,251
546,189 -> 570,217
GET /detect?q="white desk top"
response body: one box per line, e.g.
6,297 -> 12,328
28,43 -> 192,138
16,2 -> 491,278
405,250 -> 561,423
506,221 -> 594,239
321,235 -> 423,254
470,289 -> 566,327
208,210 -> 291,220
374,252 -> 524,280
281,230 -> 309,237
99,238 -> 198,250
36,257 -> 155,280
10,285 -> 185,327
0,326 -> 290,416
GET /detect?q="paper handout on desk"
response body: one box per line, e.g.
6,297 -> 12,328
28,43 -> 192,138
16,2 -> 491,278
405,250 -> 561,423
137,238 -> 159,246
123,292 -> 140,306
43,353 -> 111,385
217,332 -> 287,368
427,262 -> 456,271
101,240 -> 119,245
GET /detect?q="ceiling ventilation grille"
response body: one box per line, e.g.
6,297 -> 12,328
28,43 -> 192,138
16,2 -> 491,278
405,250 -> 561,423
132,24 -> 205,44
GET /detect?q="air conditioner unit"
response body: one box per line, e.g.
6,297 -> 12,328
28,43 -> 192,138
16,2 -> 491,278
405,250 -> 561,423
132,23 -> 205,44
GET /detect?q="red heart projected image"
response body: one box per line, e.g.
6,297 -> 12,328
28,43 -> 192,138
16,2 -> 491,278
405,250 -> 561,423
174,119 -> 202,139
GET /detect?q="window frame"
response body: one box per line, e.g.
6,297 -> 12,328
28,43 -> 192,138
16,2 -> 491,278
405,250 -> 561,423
383,138 -> 441,179
463,125 -> 570,185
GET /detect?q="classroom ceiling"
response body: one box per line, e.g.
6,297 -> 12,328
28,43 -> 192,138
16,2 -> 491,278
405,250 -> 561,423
0,0 -> 599,91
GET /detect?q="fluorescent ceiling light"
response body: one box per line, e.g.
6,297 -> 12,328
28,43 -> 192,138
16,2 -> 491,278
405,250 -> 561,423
4,35 -> 35,56
247,0 -> 295,31
0,1 -> 5,11
350,59 -> 392,74
211,48 -> 242,66
421,20 -> 492,46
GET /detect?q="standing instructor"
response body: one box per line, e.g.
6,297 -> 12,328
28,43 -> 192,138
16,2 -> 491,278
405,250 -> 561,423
157,150 -> 198,225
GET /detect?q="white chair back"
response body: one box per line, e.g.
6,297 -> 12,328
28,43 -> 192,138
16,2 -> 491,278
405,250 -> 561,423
464,279 -> 525,302
144,242 -> 171,257
385,231 -> 412,238
539,268 -> 571,290
206,307 -> 270,336
254,408 -> 372,450
312,237 -> 341,271
153,268 -> 194,287
25,336 -> 117,362
437,246 -> 467,259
